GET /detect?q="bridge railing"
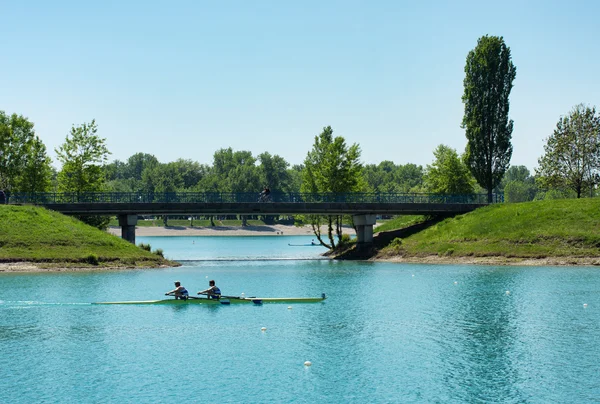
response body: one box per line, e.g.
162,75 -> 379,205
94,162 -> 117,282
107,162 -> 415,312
7,192 -> 502,204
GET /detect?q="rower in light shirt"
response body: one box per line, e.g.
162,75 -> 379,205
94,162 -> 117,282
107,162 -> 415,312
165,281 -> 189,300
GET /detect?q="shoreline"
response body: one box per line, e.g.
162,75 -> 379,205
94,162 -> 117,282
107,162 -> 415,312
2,254 -> 599,273
107,224 -> 355,237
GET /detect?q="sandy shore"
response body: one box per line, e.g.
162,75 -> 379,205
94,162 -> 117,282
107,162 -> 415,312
107,224 -> 357,237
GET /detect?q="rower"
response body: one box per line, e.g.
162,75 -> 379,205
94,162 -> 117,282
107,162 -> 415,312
198,280 -> 222,299
165,281 -> 189,300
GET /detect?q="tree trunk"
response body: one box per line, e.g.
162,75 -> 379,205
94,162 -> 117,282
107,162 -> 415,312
327,216 -> 336,249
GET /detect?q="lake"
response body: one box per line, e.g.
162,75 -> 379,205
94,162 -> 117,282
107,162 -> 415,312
1,235 -> 599,403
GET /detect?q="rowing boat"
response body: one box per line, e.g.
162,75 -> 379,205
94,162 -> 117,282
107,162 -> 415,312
94,293 -> 327,305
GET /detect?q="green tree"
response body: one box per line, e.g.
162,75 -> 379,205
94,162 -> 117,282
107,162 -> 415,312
55,120 -> 111,229
536,104 -> 600,198
258,152 -> 290,192
140,163 -> 184,194
424,145 -> 474,194
462,35 -> 516,202
301,126 -> 363,248
126,152 -> 159,181
0,111 -> 36,191
18,136 -> 53,193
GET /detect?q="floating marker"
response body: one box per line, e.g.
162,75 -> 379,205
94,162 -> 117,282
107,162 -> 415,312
304,361 -> 312,367
454,281 -> 458,285
261,327 -> 267,331
288,306 -> 292,309
505,291 -> 510,295
584,303 -> 588,308
412,274 -> 415,277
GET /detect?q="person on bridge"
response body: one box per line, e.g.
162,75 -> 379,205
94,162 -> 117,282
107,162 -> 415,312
259,187 -> 271,202
198,280 -> 222,299
165,281 -> 189,300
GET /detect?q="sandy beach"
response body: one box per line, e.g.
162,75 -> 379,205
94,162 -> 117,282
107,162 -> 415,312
107,224 -> 358,237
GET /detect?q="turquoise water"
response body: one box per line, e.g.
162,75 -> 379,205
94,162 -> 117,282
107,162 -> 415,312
2,236 -> 600,403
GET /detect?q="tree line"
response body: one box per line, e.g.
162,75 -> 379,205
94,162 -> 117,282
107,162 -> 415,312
1,35 -> 599,234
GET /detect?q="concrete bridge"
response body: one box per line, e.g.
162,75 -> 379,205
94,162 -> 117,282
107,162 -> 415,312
9,192 -> 500,246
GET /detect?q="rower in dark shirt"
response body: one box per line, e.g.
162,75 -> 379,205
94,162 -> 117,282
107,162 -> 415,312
198,280 -> 222,299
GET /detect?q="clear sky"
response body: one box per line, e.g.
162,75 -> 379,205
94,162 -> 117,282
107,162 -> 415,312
2,0 -> 599,172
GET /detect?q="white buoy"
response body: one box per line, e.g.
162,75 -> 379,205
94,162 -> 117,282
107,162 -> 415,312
505,291 -> 510,295
261,327 -> 267,331
454,281 -> 458,285
304,361 -> 312,367
583,303 -> 588,308
412,274 -> 415,277
288,306 -> 292,309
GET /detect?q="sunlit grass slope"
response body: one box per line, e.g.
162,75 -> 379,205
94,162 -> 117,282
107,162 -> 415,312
383,198 -> 600,258
0,205 -> 175,266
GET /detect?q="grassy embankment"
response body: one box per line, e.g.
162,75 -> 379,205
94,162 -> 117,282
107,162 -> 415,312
0,205 -> 178,268
378,198 -> 600,260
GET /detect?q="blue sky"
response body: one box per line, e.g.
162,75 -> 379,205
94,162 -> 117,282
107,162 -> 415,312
2,0 -> 599,172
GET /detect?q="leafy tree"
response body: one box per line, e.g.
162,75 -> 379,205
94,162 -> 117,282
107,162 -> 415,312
394,163 -> 424,192
286,164 -> 304,194
126,153 -> 159,180
172,158 -> 206,189
18,136 -> 53,193
141,163 -> 184,194
55,120 -> 111,229
56,120 -> 111,193
499,165 -> 537,202
258,152 -> 290,192
504,181 -> 534,203
503,165 -> 534,185
462,35 -> 516,202
0,111 -> 36,191
536,104 -> 600,198
424,145 -> 474,194
302,126 -> 363,248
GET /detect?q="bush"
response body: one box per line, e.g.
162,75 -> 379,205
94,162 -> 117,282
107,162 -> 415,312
153,248 -> 164,258
86,253 -> 99,265
337,234 -> 353,248
389,238 -> 402,248
387,237 -> 404,254
138,243 -> 151,251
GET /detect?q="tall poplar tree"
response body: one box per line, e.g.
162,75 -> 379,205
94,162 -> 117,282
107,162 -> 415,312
462,35 -> 516,202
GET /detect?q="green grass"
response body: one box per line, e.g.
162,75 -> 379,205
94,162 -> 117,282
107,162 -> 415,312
374,215 -> 427,233
0,205 -> 177,267
381,198 -> 600,258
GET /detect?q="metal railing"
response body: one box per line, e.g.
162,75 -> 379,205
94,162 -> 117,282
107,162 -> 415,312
6,192 -> 502,205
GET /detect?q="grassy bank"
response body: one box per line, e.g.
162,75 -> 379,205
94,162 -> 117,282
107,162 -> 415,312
0,205 -> 177,268
379,198 -> 600,260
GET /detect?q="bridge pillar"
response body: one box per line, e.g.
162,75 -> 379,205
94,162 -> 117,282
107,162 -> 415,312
353,214 -> 377,248
118,214 -> 138,244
